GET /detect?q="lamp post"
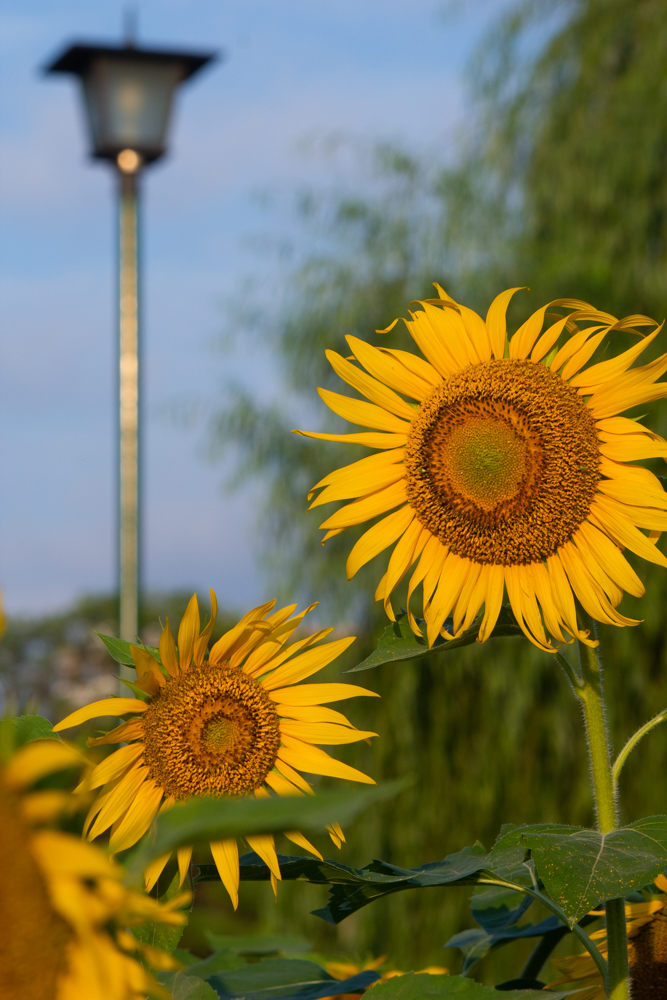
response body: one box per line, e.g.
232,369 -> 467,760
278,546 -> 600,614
45,37 -> 216,682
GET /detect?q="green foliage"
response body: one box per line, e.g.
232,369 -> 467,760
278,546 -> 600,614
206,958 -> 378,1000
128,782 -> 405,878
97,633 -> 161,667
349,610 -> 522,672
204,933 -> 312,957
158,973 -> 219,1000
132,871 -> 192,958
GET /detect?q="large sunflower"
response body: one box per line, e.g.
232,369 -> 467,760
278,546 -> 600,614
1,739 -> 186,1000
54,592 -> 378,907
546,875 -> 667,999
296,287 -> 667,651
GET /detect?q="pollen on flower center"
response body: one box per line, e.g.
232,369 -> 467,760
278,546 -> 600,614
405,358 -> 601,565
142,665 -> 281,799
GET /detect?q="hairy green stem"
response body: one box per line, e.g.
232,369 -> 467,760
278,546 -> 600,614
576,613 -> 630,1000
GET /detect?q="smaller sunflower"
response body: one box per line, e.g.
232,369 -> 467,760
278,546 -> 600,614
1,738 -> 187,1000
546,875 -> 667,999
54,592 -> 378,908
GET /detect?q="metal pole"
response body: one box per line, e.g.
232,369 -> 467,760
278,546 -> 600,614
117,165 -> 140,685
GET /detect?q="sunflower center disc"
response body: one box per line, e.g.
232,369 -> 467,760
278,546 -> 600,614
142,665 -> 281,799
405,358 -> 600,564
629,911 -> 667,999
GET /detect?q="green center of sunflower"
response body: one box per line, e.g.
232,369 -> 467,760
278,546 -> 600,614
405,358 -> 600,564
142,666 -> 281,799
0,784 -> 70,1000
443,417 -> 528,511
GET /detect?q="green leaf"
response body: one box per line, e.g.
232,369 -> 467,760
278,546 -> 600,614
1,715 -> 61,748
128,781 -> 405,879
208,958 -> 379,1000
205,933 -> 312,957
131,871 -> 191,957
366,972 -> 578,998
469,884 -> 532,933
446,916 -> 568,977
157,972 -> 219,1000
185,949 -> 245,980
348,608 -> 521,672
97,632 -> 160,667
521,815 -> 667,924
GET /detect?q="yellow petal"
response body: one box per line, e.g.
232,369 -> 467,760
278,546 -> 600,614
346,505 -> 415,579
53,698 -> 148,732
424,553 -> 470,647
546,553 -> 595,646
109,778 -> 164,853
279,720 -> 377,744
262,636 -> 356,691
509,303 -> 549,359
317,387 -> 412,433
294,428 -> 407,449
486,287 -> 526,359
87,718 -> 144,747
245,626 -> 333,680
560,329 -> 608,381
276,704 -> 359,726
476,564 -> 505,643
144,852 -> 172,892
310,462 -> 405,508
88,742 -> 144,790
597,478 -> 667,511
159,617 -> 180,676
382,519 -> 429,620
194,589 -> 219,666
528,561 -> 569,645
269,682 -> 378,705
274,758 -> 315,793
177,594 -> 200,671
210,838 -> 240,909
599,435 -> 667,462
325,350 -> 417,420
4,741 -> 83,790
278,735 -> 375,783
318,480 -> 407,530
309,446 -> 405,497
530,315 -> 571,363
208,599 -> 277,665
570,325 -> 662,388
31,830 -> 119,878
86,763 -> 150,839
405,311 -> 460,376
246,834 -> 281,880
458,304 -> 492,361
131,645 -> 166,687
177,845 -> 193,888
419,302 -> 476,368
378,347 -> 442,386
346,336 -> 434,400
284,830 -> 323,859
264,769 -> 303,796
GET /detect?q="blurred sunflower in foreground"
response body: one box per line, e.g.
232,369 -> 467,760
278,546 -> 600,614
55,592 -> 378,908
547,875 -> 667,999
0,739 -> 187,1000
298,287 -> 667,651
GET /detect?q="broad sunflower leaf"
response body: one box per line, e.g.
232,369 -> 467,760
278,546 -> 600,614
129,781 -> 405,878
205,933 -> 312,957
0,714 -> 61,748
207,958 -> 379,1000
445,916 -> 568,977
348,608 -> 521,672
366,972 -> 578,998
158,972 -> 219,1000
97,632 -> 161,667
520,815 -> 667,924
131,871 -> 191,957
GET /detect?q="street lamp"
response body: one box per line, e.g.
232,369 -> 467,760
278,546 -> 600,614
45,37 -> 217,682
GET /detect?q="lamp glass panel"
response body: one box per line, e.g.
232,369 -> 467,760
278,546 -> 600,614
83,57 -> 182,156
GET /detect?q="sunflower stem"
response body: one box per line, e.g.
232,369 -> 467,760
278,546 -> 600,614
575,613 -> 630,1000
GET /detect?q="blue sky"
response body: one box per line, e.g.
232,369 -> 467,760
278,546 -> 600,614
0,0 -> 503,617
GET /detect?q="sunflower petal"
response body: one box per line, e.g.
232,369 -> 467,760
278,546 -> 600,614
325,351 -> 417,420
177,594 -> 200,672
284,831 -> 323,860
268,682 -> 379,705
486,287 -> 526,359
346,506 -> 415,579
278,736 -> 375,783
53,698 -> 149,732
262,636 -> 356,690
210,839 -> 240,909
